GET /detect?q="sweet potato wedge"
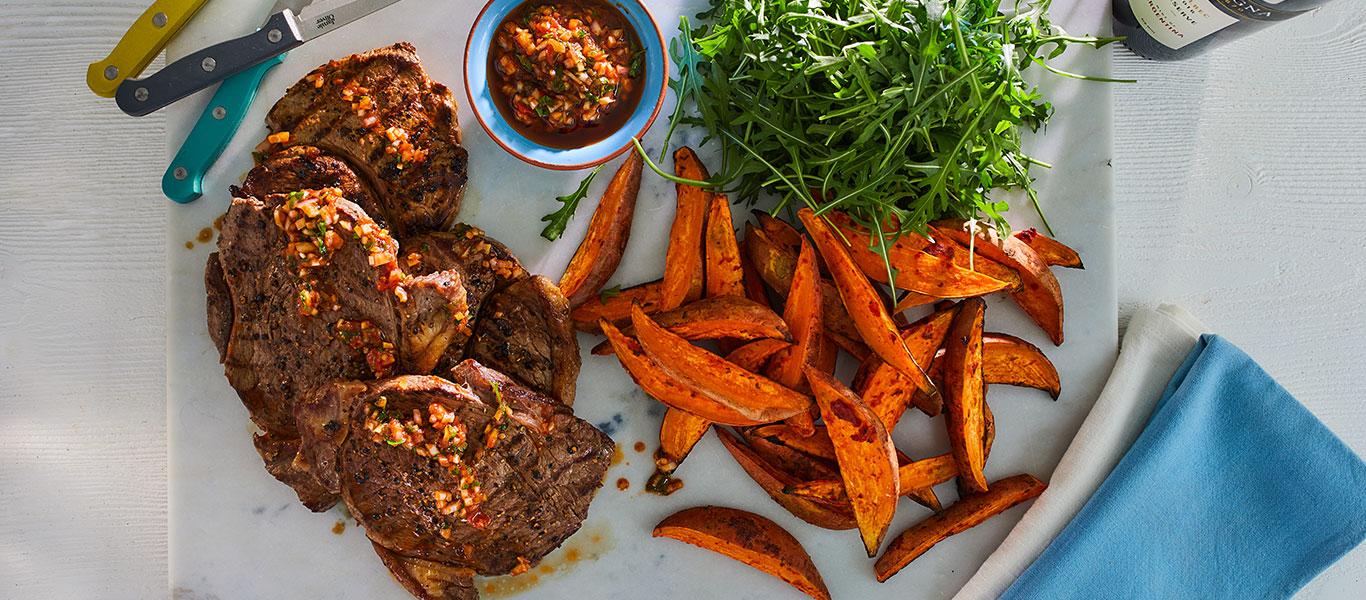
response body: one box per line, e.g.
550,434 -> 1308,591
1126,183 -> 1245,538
894,291 -> 939,312
601,320 -> 768,426
1014,228 -> 1083,269
654,506 -> 832,600
874,474 -> 1047,582
799,208 -> 937,400
571,280 -> 661,332
853,304 -> 959,425
755,211 -> 805,253
826,211 -> 1012,298
787,452 -> 959,508
649,339 -> 793,492
558,151 -> 643,307
988,330 -> 1060,396
590,296 -> 792,355
706,194 -> 746,298
742,430 -> 839,481
932,236 -> 1023,290
661,147 -> 712,311
753,424 -> 837,462
942,297 -> 988,494
725,338 -> 793,372
932,221 -> 1064,345
632,305 -> 810,424
745,225 -> 872,360
901,453 -> 960,490
805,367 -> 900,557
649,407 -> 712,493
927,333 -> 1061,398
769,239 -> 824,394
738,237 -> 771,306
717,428 -> 857,530
783,479 -> 848,506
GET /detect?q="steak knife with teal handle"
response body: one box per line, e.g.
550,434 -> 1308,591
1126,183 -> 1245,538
162,56 -> 283,203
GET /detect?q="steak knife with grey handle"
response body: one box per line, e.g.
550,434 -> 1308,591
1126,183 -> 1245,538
115,0 -> 404,117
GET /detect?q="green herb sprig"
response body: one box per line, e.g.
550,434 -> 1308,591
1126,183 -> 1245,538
540,163 -> 604,241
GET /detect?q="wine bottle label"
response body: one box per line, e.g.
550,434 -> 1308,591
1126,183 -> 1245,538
1127,0 -> 1239,49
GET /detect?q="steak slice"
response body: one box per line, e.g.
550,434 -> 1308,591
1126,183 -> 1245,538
254,432 -> 338,511
373,543 -> 478,600
205,252 -> 232,362
406,224 -> 530,325
215,189 -> 467,437
266,43 -> 467,236
467,276 -> 580,405
238,146 -> 383,226
293,366 -> 612,576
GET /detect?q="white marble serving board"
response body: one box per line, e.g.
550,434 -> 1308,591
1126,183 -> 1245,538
165,1 -> 1116,598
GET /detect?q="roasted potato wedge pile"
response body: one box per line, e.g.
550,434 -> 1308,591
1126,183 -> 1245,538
560,149 -> 1084,593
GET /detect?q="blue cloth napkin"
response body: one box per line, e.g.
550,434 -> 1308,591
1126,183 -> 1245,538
1001,334 -> 1366,600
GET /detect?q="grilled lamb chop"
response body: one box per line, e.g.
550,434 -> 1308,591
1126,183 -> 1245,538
239,145 -> 384,226
406,225 -> 529,326
373,543 -> 478,600
404,227 -> 580,404
293,367 -> 612,577
466,276 -> 580,406
264,42 -> 467,236
213,189 -> 470,439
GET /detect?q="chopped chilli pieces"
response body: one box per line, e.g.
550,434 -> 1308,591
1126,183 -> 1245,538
335,319 -> 397,378
362,395 -> 487,527
493,3 -> 639,133
301,65 -> 429,169
272,187 -> 412,308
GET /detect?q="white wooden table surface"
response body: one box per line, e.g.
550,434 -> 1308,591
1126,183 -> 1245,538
1,1 -> 1362,598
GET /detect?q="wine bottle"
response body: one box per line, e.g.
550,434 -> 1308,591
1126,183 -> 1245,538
1114,0 -> 1337,60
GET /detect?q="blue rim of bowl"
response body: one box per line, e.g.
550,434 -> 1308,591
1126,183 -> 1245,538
464,0 -> 669,171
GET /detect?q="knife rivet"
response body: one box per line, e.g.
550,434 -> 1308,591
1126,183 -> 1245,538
103,65 -> 119,80
134,87 -> 149,102
212,106 -> 227,120
201,57 -> 217,73
152,12 -> 168,28
173,167 -> 188,181
268,29 -> 283,44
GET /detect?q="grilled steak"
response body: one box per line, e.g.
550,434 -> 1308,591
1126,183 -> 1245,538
467,276 -> 580,405
373,543 -> 478,600
293,368 -> 612,576
405,227 -> 580,404
213,189 -> 468,438
254,432 -> 338,511
265,42 -> 467,236
239,145 -> 384,226
209,43 -> 605,600
406,225 -> 529,329
205,253 -> 232,362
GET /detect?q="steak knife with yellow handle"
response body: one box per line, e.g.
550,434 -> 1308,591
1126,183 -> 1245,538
86,0 -> 211,98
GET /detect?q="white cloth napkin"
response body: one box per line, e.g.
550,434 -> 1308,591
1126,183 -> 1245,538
951,304 -> 1207,600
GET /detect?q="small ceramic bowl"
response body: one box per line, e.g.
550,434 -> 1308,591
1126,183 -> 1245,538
464,0 -> 668,170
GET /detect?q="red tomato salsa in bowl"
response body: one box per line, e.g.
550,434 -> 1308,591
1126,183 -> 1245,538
488,1 -> 646,149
